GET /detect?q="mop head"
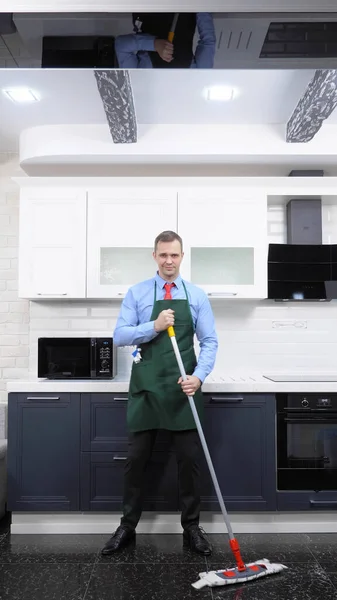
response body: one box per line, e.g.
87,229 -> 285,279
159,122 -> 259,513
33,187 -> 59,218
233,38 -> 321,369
192,558 -> 288,589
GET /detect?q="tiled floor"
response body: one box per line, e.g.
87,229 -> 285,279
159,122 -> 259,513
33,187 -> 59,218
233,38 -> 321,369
0,515 -> 337,599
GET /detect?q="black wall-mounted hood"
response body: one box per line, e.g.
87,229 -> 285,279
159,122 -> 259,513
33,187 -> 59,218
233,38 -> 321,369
268,243 -> 337,302
268,193 -> 337,302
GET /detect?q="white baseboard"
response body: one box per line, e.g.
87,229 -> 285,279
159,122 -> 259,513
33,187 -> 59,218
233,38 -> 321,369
10,511 -> 337,534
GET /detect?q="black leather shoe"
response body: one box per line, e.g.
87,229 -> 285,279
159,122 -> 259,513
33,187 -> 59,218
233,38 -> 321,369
183,525 -> 212,556
101,525 -> 136,555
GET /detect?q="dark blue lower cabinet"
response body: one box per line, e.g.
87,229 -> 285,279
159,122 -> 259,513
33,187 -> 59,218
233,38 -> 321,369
7,391 -> 278,514
80,451 -> 179,511
200,394 -> 277,511
7,393 -> 80,511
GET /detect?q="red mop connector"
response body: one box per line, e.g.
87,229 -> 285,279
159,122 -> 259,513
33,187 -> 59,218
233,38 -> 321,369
229,538 -> 247,572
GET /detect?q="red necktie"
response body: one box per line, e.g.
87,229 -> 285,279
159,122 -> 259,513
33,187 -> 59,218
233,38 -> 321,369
164,282 -> 175,299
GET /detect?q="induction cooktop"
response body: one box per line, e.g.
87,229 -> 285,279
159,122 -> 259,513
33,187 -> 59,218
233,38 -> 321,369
263,374 -> 337,382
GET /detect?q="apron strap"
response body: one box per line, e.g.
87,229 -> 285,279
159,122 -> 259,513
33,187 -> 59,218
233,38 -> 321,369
181,280 -> 194,328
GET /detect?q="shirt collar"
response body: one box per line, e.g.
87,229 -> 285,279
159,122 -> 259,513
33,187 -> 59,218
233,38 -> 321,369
155,272 -> 182,289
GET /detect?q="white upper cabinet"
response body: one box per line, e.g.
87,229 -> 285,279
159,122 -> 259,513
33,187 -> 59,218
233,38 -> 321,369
86,187 -> 178,297
16,177 -> 316,300
177,187 -> 268,298
18,187 -> 87,299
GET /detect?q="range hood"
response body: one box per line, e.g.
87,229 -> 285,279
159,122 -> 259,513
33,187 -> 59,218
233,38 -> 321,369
213,16 -> 337,68
268,243 -> 337,301
268,196 -> 337,302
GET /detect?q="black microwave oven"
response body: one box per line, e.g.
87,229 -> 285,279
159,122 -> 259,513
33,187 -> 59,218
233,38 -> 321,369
38,337 -> 117,380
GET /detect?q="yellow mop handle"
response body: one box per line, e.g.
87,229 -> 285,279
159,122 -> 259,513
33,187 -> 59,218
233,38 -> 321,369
168,13 -> 179,42
167,325 -> 175,338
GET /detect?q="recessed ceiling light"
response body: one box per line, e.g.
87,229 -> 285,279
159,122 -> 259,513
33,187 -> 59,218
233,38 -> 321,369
3,88 -> 40,103
205,86 -> 238,101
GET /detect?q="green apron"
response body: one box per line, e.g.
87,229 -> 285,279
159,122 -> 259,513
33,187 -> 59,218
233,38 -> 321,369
127,281 -> 203,432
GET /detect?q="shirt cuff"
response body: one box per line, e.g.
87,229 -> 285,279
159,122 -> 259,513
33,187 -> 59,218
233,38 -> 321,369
192,368 -> 205,384
140,36 -> 156,52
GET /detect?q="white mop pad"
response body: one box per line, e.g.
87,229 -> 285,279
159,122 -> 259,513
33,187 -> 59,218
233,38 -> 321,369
192,558 -> 288,589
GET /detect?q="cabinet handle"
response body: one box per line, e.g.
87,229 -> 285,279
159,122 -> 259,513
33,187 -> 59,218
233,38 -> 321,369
26,396 -> 61,401
284,418 -> 329,424
207,292 -> 238,297
210,396 -> 244,403
310,500 -> 337,507
113,456 -> 127,461
37,293 -> 68,296
113,397 -> 127,402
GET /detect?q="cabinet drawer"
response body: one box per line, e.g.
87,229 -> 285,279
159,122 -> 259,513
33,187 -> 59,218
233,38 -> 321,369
80,394 -> 172,452
203,393 -> 272,405
80,451 -> 178,511
277,491 -> 337,511
81,393 -> 128,452
17,392 -> 71,404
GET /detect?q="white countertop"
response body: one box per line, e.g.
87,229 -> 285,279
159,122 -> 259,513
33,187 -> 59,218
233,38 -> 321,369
6,372 -> 337,394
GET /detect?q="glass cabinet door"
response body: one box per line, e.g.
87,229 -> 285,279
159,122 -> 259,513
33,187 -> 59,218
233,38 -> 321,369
178,188 -> 268,298
87,188 -> 178,297
100,247 -> 154,287
191,247 -> 255,285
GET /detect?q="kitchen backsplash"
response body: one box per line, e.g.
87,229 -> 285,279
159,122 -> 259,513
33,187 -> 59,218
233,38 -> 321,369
2,158 -> 337,403
28,199 -> 337,379
27,299 -> 337,379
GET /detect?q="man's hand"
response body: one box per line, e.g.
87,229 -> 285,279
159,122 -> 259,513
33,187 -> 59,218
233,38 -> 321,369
154,39 -> 174,62
178,375 -> 202,396
154,309 -> 175,332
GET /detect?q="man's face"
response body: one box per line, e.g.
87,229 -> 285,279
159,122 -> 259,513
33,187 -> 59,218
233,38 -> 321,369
153,239 -> 184,281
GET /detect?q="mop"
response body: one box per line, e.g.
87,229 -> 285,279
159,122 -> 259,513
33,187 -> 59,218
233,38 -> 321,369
168,13 -> 179,43
167,325 -> 288,589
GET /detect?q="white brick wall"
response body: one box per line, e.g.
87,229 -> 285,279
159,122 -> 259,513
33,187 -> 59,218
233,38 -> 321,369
0,157 -> 29,405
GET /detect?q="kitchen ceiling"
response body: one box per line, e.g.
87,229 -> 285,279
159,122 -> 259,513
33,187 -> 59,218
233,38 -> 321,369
0,68 -> 320,153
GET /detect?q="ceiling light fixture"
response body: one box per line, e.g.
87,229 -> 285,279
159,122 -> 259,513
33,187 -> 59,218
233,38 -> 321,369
3,88 -> 40,103
205,86 -> 238,101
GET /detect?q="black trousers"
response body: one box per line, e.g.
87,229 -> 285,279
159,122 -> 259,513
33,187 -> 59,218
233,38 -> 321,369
120,429 -> 201,531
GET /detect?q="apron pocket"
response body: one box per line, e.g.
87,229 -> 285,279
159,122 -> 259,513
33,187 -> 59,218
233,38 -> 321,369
129,361 -> 154,394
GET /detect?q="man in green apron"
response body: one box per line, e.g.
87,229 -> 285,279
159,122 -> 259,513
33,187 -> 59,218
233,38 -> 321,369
102,230 -> 218,556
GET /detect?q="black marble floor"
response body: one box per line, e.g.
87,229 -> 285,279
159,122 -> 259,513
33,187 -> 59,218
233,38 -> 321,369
0,514 -> 337,599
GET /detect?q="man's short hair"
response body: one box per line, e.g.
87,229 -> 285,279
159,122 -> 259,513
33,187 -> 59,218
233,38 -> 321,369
154,230 -> 183,252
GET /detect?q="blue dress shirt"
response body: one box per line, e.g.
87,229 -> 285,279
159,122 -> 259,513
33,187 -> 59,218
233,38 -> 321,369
114,13 -> 216,69
113,272 -> 218,383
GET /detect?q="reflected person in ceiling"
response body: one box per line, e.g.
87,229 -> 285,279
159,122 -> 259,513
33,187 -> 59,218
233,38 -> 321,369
114,13 -> 216,69
101,230 -> 218,556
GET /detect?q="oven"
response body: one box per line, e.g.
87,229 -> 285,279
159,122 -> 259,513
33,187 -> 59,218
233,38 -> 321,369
277,393 -> 337,491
